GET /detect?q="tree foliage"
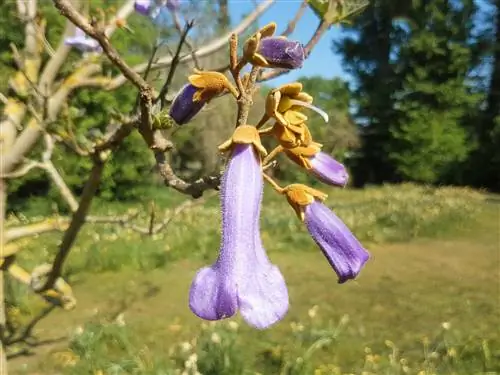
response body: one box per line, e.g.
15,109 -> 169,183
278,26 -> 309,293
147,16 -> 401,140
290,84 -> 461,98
337,0 -> 500,189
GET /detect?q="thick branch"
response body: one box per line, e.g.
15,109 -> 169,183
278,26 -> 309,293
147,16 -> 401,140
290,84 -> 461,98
40,155 -> 106,291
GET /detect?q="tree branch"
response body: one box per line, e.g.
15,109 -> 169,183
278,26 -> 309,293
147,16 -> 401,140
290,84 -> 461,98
280,0 -> 308,36
39,154 -> 106,291
52,0 -> 149,92
107,0 -> 276,90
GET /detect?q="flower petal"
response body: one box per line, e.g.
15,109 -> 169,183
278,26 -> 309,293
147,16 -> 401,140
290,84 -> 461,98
309,152 -> 349,186
238,180 -> 288,329
304,201 -> 369,283
238,243 -> 289,329
189,266 -> 238,320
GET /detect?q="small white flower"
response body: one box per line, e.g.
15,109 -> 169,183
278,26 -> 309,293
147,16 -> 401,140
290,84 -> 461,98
441,322 -> 451,330
211,332 -> 221,344
228,321 -> 239,331
308,305 -> 319,319
114,313 -> 126,327
180,342 -> 192,353
74,326 -> 84,336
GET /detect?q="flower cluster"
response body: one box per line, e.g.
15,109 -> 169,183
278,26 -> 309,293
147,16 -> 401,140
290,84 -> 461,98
64,28 -> 102,53
134,0 -> 179,26
64,1 -> 180,53
167,22 -> 369,329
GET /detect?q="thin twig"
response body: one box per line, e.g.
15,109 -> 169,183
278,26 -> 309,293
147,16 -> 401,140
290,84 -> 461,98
280,0 -> 308,36
156,20 -> 195,108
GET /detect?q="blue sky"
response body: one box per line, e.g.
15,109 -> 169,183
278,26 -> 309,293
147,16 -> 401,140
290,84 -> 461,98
228,1 -> 348,86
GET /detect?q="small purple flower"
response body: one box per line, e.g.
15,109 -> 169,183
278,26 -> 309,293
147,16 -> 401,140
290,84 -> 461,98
64,28 -> 101,53
304,200 -> 370,283
189,139 -> 289,329
309,152 -> 349,187
169,84 -> 207,125
257,37 -> 305,69
134,0 -> 151,16
166,0 -> 180,11
169,71 -> 237,125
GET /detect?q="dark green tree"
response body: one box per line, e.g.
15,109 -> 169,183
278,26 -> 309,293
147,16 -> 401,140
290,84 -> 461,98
337,0 -> 480,185
467,0 -> 500,190
388,0 -> 478,183
336,0 -> 412,185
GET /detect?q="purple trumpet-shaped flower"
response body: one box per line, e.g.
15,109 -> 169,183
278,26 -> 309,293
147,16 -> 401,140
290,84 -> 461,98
309,152 -> 349,187
258,37 -> 305,69
169,84 -> 207,125
134,0 -> 151,15
64,28 -> 101,53
189,143 -> 289,329
304,200 -> 370,283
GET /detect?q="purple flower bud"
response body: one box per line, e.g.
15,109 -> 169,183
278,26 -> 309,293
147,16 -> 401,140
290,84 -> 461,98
134,0 -> 152,16
189,144 -> 289,329
304,201 -> 370,283
64,28 -> 101,53
168,84 -> 207,125
309,152 -> 349,187
166,0 -> 180,11
258,37 -> 305,69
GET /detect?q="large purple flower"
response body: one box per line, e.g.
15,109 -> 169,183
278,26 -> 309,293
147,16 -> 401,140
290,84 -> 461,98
256,37 -> 305,69
283,184 -> 369,283
189,128 -> 289,329
64,28 -> 101,53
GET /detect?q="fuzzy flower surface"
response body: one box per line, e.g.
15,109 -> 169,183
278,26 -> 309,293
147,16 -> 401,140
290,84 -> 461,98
189,127 -> 289,329
283,143 -> 350,187
284,185 -> 369,283
64,28 -> 101,53
309,152 -> 349,187
255,37 -> 305,69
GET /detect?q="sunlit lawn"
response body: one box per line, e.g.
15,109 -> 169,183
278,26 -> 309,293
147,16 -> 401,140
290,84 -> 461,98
7,184 -> 500,374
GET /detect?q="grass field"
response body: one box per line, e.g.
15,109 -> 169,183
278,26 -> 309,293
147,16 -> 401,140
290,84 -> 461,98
5,184 -> 500,375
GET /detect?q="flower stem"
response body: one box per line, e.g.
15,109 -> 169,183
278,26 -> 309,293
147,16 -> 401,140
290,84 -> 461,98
229,33 -> 245,96
263,145 -> 283,165
256,114 -> 270,129
258,126 -> 274,135
262,173 -> 284,194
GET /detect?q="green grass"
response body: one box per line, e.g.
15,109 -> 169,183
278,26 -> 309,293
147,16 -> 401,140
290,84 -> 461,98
6,184 -> 500,374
